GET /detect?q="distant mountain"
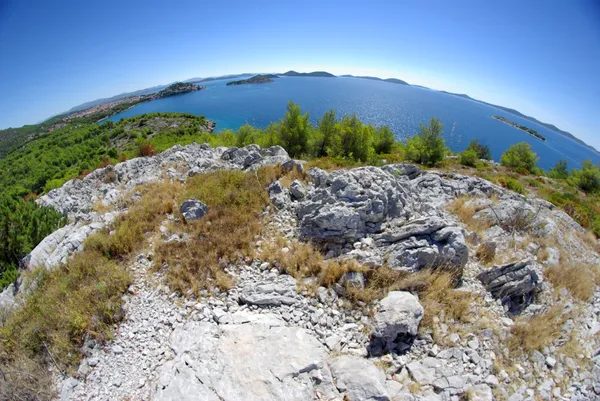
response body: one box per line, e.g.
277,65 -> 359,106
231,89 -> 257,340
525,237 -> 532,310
280,70 -> 336,78
185,73 -> 255,83
439,91 -> 600,154
226,75 -> 278,86
341,75 -> 408,85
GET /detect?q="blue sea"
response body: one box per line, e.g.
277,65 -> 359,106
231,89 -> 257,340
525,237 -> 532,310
108,76 -> 600,170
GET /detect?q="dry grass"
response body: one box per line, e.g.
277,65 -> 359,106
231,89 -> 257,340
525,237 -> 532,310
156,168 -> 279,295
476,242 -> 496,264
446,196 -> 493,235
260,237 -> 367,288
346,267 -> 475,331
0,180 -> 184,398
546,262 -> 600,301
575,230 -> 600,253
508,304 -> 568,354
278,167 -> 309,189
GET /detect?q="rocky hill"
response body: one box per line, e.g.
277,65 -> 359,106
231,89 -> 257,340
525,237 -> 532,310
1,143 -> 599,401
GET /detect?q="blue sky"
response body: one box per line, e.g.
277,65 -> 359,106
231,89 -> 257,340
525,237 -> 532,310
1,0 -> 599,147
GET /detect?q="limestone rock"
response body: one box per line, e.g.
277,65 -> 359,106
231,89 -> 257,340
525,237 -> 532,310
477,260 -> 542,315
329,355 -> 390,401
267,181 -> 289,210
154,319 -> 339,401
239,274 -> 298,306
372,291 -> 424,354
289,180 -> 306,200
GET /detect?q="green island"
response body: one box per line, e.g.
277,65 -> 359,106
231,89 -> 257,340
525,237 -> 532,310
492,115 -> 546,141
226,74 -> 279,86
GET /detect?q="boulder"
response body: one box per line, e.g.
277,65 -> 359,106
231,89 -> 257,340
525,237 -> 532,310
329,355 -> 390,401
477,260 -> 542,315
379,218 -> 468,272
267,181 -> 289,210
289,180 -> 306,200
179,199 -> 208,222
372,291 -> 424,354
281,159 -> 304,174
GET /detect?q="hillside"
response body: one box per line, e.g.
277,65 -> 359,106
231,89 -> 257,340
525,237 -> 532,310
226,74 -> 278,86
280,70 -> 336,77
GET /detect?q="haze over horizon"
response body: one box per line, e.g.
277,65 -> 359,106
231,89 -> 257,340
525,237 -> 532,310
1,0 -> 599,149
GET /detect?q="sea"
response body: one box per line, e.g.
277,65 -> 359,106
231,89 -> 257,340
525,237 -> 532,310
107,76 -> 600,171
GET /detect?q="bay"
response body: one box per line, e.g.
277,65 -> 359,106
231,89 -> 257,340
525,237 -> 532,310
108,76 -> 600,170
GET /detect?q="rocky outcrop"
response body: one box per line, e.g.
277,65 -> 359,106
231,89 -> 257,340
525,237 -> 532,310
295,166 -> 469,273
328,355 -> 390,401
371,291 -> 424,354
477,260 -> 542,315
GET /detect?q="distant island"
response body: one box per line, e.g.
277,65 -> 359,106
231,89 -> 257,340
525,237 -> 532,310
439,91 -> 597,153
492,115 -> 546,141
153,82 -> 204,98
341,75 -> 409,85
226,74 -> 278,86
280,70 -> 336,78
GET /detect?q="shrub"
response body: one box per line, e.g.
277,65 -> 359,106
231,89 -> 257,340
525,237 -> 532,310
458,148 -> 479,167
500,142 -> 538,173
466,139 -> 492,160
548,159 -> 569,180
137,140 -> 156,157
498,176 -> 525,194
373,126 -> 395,154
405,117 -> 448,166
569,160 -> 600,193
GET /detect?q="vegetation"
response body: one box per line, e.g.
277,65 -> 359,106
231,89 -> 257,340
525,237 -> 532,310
458,148 -> 479,167
226,75 -> 276,85
404,117 -> 449,166
465,139 -> 492,160
500,142 -> 539,174
492,115 -> 546,141
0,197 -> 66,290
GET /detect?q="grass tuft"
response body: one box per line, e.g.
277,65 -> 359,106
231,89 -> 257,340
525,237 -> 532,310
546,262 -> 600,301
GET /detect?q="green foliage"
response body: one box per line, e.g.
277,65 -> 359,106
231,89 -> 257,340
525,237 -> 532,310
500,142 -> 538,173
405,117 -> 448,166
373,126 -> 395,154
278,101 -> 312,157
548,159 -> 569,180
569,160 -> 600,193
459,148 -> 479,167
466,139 -> 492,160
498,176 -> 525,194
0,197 -> 66,289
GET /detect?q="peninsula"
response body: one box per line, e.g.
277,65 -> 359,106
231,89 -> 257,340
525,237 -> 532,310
226,74 -> 278,86
492,115 -> 546,141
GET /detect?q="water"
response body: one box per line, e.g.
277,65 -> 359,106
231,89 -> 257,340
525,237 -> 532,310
108,76 -> 600,170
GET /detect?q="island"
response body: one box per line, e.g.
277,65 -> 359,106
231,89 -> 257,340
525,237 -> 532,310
226,74 -> 278,86
341,75 -> 409,85
153,82 -> 204,99
280,70 -> 336,77
492,115 -> 546,141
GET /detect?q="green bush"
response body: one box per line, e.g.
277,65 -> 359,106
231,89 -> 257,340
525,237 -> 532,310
498,176 -> 525,194
466,139 -> 492,160
405,117 -> 448,166
459,148 -> 479,167
500,142 -> 538,173
548,159 -> 569,180
569,160 -> 600,193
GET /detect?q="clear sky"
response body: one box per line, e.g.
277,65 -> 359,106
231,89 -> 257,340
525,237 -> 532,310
1,0 -> 599,147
